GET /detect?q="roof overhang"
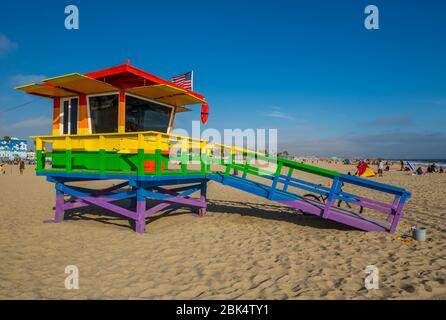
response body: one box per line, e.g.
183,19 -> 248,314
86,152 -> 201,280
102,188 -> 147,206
126,84 -> 206,109
42,73 -> 119,95
16,83 -> 74,98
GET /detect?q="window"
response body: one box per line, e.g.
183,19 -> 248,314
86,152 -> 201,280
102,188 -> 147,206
88,94 -> 119,134
63,100 -> 69,134
125,95 -> 172,133
61,97 -> 78,135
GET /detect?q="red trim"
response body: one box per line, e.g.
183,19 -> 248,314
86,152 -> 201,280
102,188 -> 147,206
79,95 -> 87,105
84,63 -> 128,79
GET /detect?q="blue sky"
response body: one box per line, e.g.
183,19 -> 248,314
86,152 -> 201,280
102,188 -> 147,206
0,0 -> 445,158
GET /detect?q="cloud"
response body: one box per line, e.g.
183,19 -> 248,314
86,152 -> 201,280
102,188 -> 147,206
0,34 -> 18,57
281,123 -> 321,133
10,74 -> 47,87
261,107 -> 294,120
279,131 -> 446,159
8,116 -> 52,129
363,115 -> 414,127
432,99 -> 446,106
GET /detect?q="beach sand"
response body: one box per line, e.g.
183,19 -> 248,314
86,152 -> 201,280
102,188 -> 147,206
0,162 -> 445,300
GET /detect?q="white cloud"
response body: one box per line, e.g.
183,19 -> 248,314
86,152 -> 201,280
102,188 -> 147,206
0,34 -> 18,57
9,116 -> 52,129
432,99 -> 446,106
11,74 -> 47,86
261,106 -> 294,120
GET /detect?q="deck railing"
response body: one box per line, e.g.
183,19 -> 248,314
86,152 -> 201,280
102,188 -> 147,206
33,131 -> 341,177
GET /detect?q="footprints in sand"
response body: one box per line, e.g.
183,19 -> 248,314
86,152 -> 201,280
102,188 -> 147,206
1,167 -> 446,299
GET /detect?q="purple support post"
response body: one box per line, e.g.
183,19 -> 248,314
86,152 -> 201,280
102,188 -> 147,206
389,196 -> 407,234
199,180 -> 207,217
387,196 -> 400,222
135,184 -> 146,233
54,185 -> 65,222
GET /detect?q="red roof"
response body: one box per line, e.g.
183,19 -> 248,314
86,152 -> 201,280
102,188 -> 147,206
85,61 -> 205,101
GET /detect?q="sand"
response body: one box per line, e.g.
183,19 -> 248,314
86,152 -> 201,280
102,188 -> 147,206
0,162 -> 445,300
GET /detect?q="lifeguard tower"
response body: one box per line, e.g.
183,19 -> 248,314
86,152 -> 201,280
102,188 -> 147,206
17,61 -> 411,234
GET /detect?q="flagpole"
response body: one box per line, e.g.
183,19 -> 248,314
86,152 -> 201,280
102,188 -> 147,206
191,70 -> 194,91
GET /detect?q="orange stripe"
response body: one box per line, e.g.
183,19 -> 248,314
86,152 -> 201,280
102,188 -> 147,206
78,95 -> 88,129
169,108 -> 177,133
118,90 -> 125,132
52,97 -> 60,135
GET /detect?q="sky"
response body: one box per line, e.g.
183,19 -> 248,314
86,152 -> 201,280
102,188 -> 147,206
0,0 -> 445,158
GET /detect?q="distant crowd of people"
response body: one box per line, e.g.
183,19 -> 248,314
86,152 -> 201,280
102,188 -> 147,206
0,159 -> 29,175
345,159 -> 444,177
413,163 -> 444,175
298,157 -> 446,178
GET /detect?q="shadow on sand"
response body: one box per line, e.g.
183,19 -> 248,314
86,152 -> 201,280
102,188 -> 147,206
60,197 -> 355,232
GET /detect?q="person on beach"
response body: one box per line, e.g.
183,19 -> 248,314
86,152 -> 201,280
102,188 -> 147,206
0,163 -> 4,175
19,160 -> 25,175
427,163 -> 437,173
400,160 -> 404,171
377,159 -> 384,177
355,160 -> 368,176
415,167 -> 424,175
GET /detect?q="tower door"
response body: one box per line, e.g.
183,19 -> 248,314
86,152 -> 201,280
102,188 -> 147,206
61,97 -> 79,135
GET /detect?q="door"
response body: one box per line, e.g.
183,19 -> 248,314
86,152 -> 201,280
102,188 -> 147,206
61,97 -> 79,135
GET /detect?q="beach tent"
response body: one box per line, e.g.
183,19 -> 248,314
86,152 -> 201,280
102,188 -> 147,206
360,167 -> 376,177
357,161 -> 376,177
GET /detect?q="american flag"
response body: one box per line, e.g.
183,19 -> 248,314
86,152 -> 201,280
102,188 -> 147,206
171,71 -> 193,90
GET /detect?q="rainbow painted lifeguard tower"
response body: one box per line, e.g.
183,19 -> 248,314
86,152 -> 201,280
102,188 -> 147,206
17,61 -> 411,234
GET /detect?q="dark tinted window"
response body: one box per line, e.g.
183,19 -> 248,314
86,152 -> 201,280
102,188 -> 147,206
63,100 -> 69,135
89,94 -> 118,134
125,95 -> 172,133
70,98 -> 78,134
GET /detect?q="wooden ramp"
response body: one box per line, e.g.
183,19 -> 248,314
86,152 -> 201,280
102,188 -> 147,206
210,171 -> 408,233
